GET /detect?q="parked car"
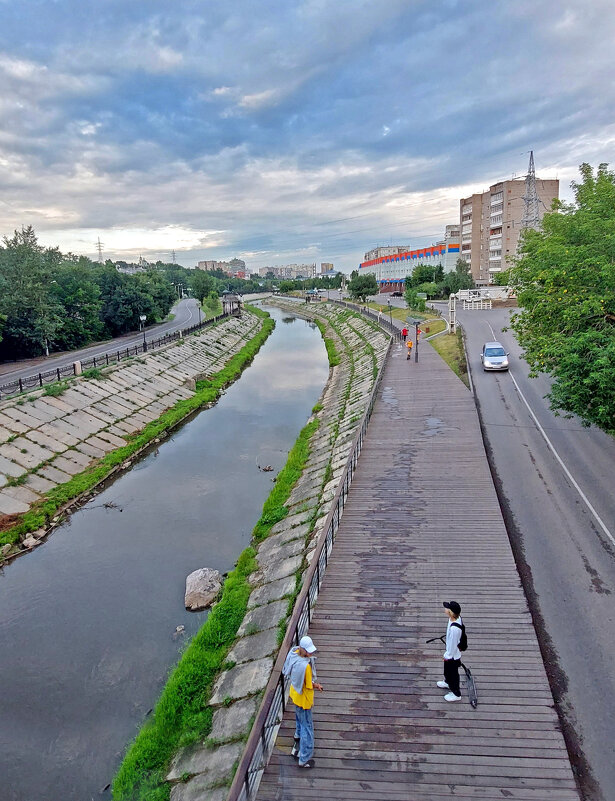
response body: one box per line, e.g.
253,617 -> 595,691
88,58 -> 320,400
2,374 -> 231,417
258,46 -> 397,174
391,291 -> 403,297
480,341 -> 509,371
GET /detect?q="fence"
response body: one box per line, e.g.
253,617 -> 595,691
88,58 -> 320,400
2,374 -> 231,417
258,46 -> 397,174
227,332 -> 393,801
0,311 -> 237,400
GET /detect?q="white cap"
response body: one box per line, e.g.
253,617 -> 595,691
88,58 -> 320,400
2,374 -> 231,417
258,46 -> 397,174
299,635 -> 317,654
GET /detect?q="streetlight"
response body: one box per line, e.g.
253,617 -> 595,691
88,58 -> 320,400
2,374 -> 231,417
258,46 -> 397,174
139,315 -> 147,351
387,300 -> 392,331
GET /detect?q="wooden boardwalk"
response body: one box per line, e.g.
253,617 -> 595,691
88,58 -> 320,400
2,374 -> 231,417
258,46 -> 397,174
255,337 -> 580,801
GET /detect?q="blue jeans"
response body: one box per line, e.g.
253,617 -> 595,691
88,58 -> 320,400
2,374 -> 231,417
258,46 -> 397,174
294,706 -> 314,764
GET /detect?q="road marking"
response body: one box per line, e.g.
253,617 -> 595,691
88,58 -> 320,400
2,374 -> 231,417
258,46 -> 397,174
487,321 -> 497,339
508,370 -> 615,549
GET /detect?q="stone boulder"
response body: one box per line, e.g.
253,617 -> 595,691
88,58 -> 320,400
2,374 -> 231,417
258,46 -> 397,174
185,568 -> 222,611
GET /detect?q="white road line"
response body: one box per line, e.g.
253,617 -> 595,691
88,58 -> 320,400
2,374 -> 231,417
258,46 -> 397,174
508,370 -> 615,548
487,321 -> 497,339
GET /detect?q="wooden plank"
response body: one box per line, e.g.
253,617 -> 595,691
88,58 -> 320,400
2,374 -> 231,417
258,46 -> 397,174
255,340 -> 580,800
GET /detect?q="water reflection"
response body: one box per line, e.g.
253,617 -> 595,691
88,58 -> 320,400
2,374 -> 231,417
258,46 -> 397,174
0,307 -> 328,801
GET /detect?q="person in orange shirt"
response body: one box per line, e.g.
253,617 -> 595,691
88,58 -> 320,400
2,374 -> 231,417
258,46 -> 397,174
282,635 -> 323,768
406,339 -> 413,359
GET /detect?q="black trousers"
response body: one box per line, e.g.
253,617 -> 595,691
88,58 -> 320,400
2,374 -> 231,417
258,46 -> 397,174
443,658 -> 461,697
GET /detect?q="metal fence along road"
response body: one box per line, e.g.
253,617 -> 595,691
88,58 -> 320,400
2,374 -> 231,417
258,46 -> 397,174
0,311 -> 237,400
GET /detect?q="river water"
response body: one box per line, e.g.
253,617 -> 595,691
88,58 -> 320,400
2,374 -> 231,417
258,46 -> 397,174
0,306 -> 328,801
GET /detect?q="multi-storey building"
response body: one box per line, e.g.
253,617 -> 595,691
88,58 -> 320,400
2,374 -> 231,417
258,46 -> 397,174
320,262 -> 334,273
358,228 -> 460,291
460,177 -> 558,285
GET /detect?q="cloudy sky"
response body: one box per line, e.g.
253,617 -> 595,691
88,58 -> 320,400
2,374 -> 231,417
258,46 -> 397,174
1,0 -> 614,272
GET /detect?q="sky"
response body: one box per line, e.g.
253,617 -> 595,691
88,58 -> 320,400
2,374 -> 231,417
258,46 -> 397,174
0,0 -> 614,273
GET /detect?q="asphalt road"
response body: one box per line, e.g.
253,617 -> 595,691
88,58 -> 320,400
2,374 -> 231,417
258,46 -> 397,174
458,306 -> 615,801
0,298 -> 202,384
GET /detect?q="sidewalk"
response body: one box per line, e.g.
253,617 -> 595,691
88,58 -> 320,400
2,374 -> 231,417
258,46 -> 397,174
256,337 -> 580,800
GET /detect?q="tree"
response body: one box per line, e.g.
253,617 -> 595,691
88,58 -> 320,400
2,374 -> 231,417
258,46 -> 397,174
190,270 -> 216,303
404,286 -> 426,312
439,258 -> 474,295
348,272 -> 378,302
0,226 -> 64,358
508,162 -> 615,433
51,261 -> 103,350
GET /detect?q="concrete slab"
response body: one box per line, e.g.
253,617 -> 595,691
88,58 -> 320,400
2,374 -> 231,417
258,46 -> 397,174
0,455 -> 27,478
0,439 -> 55,469
38,421 -> 80,447
256,554 -> 303,585
257,536 -> 304,565
209,695 -> 258,744
167,740 -> 244,785
227,627 -> 279,665
248,575 -> 296,608
0,491 -> 29,514
51,455 -> 86,476
84,435 -> 114,453
269,511 -> 310,536
94,430 -> 126,448
61,410 -> 107,436
2,484 -> 40,504
26,473 -> 57,493
170,781 -> 228,801
38,464 -> 73,485
2,407 -> 42,430
209,656 -> 274,705
25,429 -> 68,453
237,599 -> 288,637
75,441 -> 105,459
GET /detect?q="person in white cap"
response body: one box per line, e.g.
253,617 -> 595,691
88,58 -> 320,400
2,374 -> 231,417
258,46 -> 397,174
282,634 -> 323,768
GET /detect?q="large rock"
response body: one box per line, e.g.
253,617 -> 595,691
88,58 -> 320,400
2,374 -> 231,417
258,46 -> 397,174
184,567 -> 222,611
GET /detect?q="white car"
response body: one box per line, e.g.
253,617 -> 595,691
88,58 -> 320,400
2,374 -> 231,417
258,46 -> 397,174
480,341 -> 509,371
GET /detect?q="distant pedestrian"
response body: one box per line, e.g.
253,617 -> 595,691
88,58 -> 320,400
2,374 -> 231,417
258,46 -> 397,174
283,635 -> 323,768
406,339 -> 413,359
437,601 -> 463,701
401,327 -> 408,342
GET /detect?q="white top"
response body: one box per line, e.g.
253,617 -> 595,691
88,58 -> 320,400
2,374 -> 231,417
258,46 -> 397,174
443,617 -> 462,660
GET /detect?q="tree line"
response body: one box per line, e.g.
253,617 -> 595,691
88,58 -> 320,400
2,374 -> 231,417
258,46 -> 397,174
0,227 -> 268,361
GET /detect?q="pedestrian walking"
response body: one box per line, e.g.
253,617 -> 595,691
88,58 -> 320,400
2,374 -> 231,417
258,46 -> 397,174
437,601 -> 463,701
401,326 -> 408,342
282,635 -> 323,768
406,339 -> 413,359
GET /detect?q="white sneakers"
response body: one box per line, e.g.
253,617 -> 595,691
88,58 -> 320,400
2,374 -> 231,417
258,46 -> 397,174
436,681 -> 449,689
444,692 -> 461,702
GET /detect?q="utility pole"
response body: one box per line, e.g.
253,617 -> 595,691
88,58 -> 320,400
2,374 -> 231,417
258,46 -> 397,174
96,237 -> 104,263
521,151 -> 540,230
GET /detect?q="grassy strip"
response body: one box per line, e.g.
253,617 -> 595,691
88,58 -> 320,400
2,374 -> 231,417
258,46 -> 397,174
112,547 -> 257,801
314,318 -> 340,366
429,330 -> 469,388
0,310 -> 273,550
252,418 -> 319,542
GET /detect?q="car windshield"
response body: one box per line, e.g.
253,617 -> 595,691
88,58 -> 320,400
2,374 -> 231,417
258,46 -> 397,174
485,347 -> 506,357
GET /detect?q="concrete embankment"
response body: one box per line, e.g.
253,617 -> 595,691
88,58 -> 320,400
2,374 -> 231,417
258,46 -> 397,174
0,310 -> 268,560
158,301 -> 390,801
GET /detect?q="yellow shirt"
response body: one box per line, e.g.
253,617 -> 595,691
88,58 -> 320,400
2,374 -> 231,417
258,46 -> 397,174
289,662 -> 314,709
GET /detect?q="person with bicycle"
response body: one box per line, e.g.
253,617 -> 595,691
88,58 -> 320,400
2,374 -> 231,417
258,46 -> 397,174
438,601 -> 463,701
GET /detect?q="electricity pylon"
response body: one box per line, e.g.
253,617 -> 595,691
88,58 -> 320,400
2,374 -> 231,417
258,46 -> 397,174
521,151 -> 540,230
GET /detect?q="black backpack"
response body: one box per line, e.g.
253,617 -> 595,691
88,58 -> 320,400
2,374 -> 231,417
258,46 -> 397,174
452,621 -> 468,652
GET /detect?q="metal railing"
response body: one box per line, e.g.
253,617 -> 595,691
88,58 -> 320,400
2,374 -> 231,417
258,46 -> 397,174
331,298 -> 403,337
227,335 -> 393,801
0,311 -> 238,400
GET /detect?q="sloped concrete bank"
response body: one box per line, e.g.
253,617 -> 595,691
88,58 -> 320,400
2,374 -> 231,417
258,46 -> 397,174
0,309 -> 270,562
159,302 -> 390,801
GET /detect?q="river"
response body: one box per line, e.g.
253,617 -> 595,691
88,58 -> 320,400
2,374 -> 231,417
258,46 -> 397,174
0,305 -> 328,801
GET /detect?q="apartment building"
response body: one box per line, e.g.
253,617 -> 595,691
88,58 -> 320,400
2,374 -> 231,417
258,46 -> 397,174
460,177 -> 558,285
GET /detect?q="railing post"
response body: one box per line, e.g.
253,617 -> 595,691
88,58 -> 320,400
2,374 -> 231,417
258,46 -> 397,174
19,378 -> 23,393
57,368 -> 61,381
39,373 -> 43,387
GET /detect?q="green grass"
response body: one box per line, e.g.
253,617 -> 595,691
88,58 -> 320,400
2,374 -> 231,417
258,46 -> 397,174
314,319 -> 340,366
0,310 -> 274,550
252,418 -> 319,542
43,380 -> 71,397
82,367 -> 104,380
429,330 -> 469,388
